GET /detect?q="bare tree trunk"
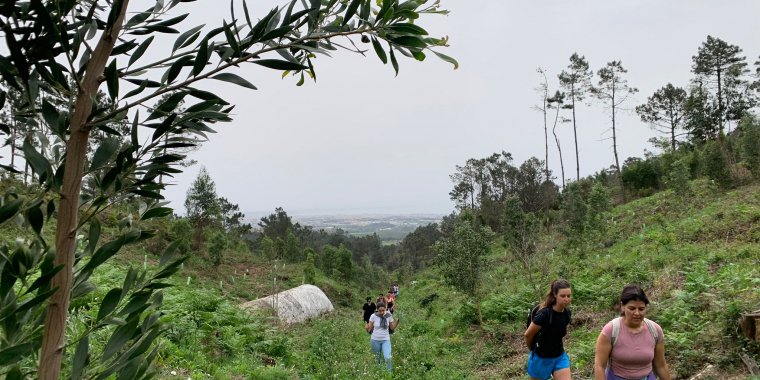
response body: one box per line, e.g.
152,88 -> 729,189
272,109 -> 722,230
552,106 -> 565,190
544,99 -> 549,178
39,3 -> 130,378
717,67 -> 723,134
571,88 -> 580,181
669,102 -> 676,151
611,87 -> 626,203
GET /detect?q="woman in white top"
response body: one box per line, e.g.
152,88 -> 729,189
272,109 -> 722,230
365,301 -> 398,371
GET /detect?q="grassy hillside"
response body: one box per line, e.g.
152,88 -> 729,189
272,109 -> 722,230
131,178 -> 758,379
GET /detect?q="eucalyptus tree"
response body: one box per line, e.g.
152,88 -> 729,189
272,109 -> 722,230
692,36 -> 749,132
558,53 -> 593,181
593,61 -> 638,202
0,0 -> 456,378
635,83 -> 687,151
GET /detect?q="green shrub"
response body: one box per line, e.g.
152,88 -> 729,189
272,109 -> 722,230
170,218 -> 194,255
208,230 -> 229,266
665,158 -> 691,193
700,140 -> 733,188
622,157 -> 662,193
739,116 -> 760,178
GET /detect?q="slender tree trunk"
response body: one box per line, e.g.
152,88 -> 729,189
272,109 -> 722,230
552,106 -> 565,190
571,87 -> 580,181
669,101 -> 676,151
543,97 -> 549,178
39,3 -> 130,378
716,66 -> 723,134
611,87 -> 626,203
469,181 -> 474,209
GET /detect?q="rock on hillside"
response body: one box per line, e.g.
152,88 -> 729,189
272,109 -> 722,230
241,284 -> 334,324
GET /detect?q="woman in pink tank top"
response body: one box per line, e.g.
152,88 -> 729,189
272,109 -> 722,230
593,285 -> 671,380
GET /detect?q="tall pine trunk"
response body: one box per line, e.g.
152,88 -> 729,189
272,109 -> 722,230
552,105 -> 566,190
611,86 -> 626,203
571,88 -> 580,181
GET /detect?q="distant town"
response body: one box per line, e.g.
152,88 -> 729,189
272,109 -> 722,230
248,213 -> 445,243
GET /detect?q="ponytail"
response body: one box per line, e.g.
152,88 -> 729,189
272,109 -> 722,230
540,279 -> 571,309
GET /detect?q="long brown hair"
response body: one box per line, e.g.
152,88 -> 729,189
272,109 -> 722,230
540,279 -> 571,309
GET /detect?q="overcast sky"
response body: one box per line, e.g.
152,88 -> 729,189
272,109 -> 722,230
155,0 -> 760,217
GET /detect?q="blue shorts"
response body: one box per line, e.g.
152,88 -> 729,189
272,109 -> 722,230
527,351 -> 570,380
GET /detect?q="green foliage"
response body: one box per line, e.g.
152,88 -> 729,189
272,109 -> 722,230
636,83 -> 688,151
284,229 -> 302,262
258,208 -> 295,243
303,250 -> 317,284
208,230 -> 228,267
700,140 -> 733,188
502,196 -> 542,292
621,156 -> 661,194
739,116 -> 760,178
561,181 -> 588,243
169,218 -> 193,255
665,158 -> 691,193
334,244 -> 354,281
185,167 -> 222,249
260,236 -> 275,260
434,216 -> 493,298
448,152 -> 556,232
275,237 -> 285,261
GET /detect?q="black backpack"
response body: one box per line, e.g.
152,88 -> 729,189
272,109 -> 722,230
526,303 -> 544,351
526,303 -> 569,352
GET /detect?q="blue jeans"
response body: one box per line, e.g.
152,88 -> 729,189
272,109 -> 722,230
370,339 -> 392,371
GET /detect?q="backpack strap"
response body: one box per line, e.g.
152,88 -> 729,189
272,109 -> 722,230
611,317 -> 659,347
610,317 -> 621,347
643,318 -> 659,345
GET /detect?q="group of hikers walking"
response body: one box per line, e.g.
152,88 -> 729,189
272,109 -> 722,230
525,279 -> 671,380
360,279 -> 672,378
362,283 -> 400,372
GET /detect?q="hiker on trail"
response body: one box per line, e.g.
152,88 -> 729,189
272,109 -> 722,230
366,301 -> 399,372
524,279 -> 573,380
362,297 -> 376,323
593,284 -> 671,380
391,283 -> 399,297
385,292 -> 395,313
376,293 -> 385,304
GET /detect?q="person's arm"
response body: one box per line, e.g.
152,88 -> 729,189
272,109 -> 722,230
593,333 -> 612,380
523,322 -> 541,350
652,337 -> 671,380
365,317 -> 374,333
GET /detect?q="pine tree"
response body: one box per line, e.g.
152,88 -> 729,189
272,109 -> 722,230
184,167 -> 221,249
559,53 -> 593,181
593,61 -> 638,202
692,36 -> 749,132
636,84 -> 688,151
